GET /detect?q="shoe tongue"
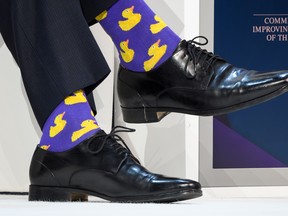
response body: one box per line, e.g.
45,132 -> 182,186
86,130 -> 107,151
85,129 -> 141,170
174,40 -> 188,53
88,130 -> 127,153
94,130 -> 107,137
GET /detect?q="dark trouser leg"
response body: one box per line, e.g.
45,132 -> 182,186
0,0 -> 116,128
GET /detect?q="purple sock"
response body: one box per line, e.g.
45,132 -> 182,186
97,0 -> 181,72
39,90 -> 101,152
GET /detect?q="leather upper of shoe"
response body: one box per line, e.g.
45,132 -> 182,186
30,127 -> 201,197
118,37 -> 288,111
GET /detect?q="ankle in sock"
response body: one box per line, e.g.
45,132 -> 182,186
97,0 -> 181,72
39,90 -> 101,152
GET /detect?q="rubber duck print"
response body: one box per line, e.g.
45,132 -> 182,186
96,10 -> 108,22
71,120 -> 99,142
150,15 -> 167,34
144,39 -> 167,72
91,110 -> 94,117
119,6 -> 142,31
40,145 -> 51,151
120,39 -> 135,63
64,90 -> 87,105
49,112 -> 67,138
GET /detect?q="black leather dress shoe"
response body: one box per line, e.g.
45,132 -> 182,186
29,126 -> 202,203
117,36 -> 288,123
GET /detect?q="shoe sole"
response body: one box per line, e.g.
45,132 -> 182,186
29,185 -> 202,203
121,85 -> 288,123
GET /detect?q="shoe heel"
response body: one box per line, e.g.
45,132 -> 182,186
29,185 -> 88,202
121,107 -> 169,123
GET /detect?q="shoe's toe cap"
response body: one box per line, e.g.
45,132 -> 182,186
150,176 -> 202,192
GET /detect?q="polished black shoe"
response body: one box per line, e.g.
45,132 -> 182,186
117,36 -> 288,123
29,126 -> 202,203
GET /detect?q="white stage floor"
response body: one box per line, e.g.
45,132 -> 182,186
1,194 -> 288,216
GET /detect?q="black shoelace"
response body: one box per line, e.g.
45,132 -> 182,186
88,126 -> 140,164
185,36 -> 222,77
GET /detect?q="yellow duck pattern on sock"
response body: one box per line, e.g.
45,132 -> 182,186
144,39 -> 167,72
49,112 -> 67,138
71,120 -> 99,142
40,145 -> 51,150
150,15 -> 167,34
97,0 -> 180,72
64,90 -> 87,105
120,40 -> 135,63
119,6 -> 142,31
96,10 -> 108,22
40,89 -> 101,152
